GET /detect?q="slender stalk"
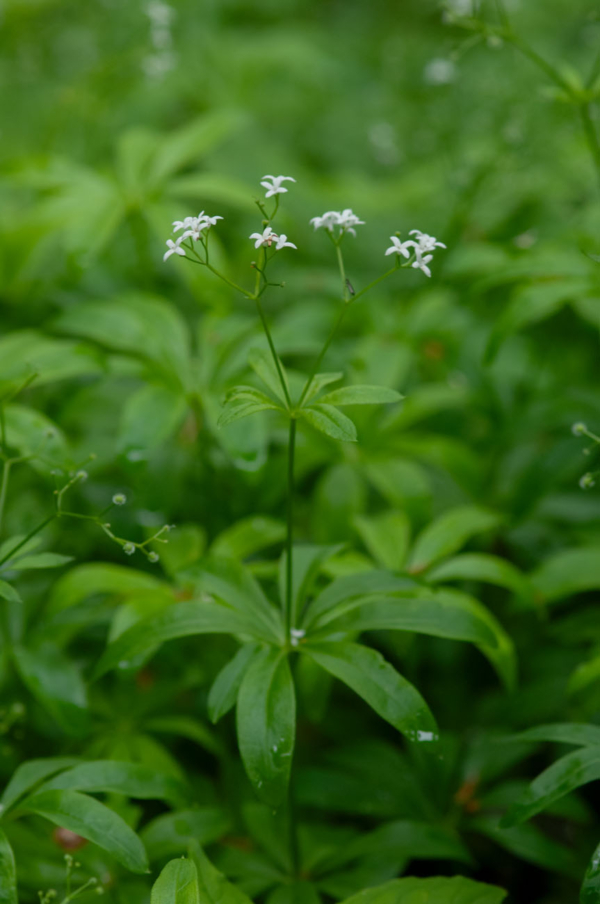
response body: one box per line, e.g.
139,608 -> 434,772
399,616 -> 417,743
254,297 -> 292,407
0,514 -> 56,569
285,419 -> 297,635
334,243 -> 349,301
299,303 -> 349,406
503,32 -> 571,94
0,460 -> 11,534
581,103 -> 600,187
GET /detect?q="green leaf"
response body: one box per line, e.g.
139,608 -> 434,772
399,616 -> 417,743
47,562 -> 168,613
248,349 -> 289,405
353,512 -> 411,571
151,858 -> 199,904
427,553 -> 532,603
2,552 -> 73,572
407,506 -> 502,574
150,111 -> 243,185
507,724 -> 600,747
23,789 -> 148,873
318,385 -> 403,406
531,547 -> 600,605
303,642 -> 438,745
329,819 -> 470,867
37,760 -> 188,806
118,383 -> 188,452
501,746 -> 600,827
208,643 -> 260,723
0,331 -> 103,386
13,643 -> 89,736
268,882 -> 321,904
210,516 -> 285,560
142,809 -> 231,861
472,816 -> 580,878
0,580 -> 21,604
303,571 -> 418,630
219,386 -> 284,427
301,372 -> 343,405
581,840 -> 600,904
190,843 -> 254,904
93,600 -> 276,679
338,875 -> 506,904
306,587 -> 516,690
146,715 -> 222,756
0,757 -> 80,813
236,647 -> 296,807
299,405 -> 357,443
278,545 -> 342,623
0,828 -> 17,904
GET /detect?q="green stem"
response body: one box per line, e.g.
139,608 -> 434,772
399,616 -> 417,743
352,263 -> 400,304
254,297 -> 292,407
205,263 -> 253,298
335,242 -> 349,301
0,460 -> 11,535
0,514 -> 56,570
581,103 -> 600,187
504,32 -> 572,94
285,419 -> 297,635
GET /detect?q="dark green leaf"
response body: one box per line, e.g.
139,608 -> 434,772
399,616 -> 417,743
142,809 -> 231,861
507,724 -> 600,747
151,857 -> 199,904
236,647 -> 296,807
13,643 -> 89,736
338,876 -> 506,904
208,643 -> 260,723
303,642 -> 438,745
0,757 -> 79,813
408,506 -> 501,574
23,789 -> 148,873
581,840 -> 600,904
0,581 -> 21,605
0,828 -> 17,904
37,760 -> 188,806
532,548 -> 600,605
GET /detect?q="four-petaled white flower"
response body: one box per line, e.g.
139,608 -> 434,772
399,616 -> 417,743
173,211 -> 223,244
261,175 -> 296,198
250,226 -> 297,250
412,248 -> 434,278
310,209 -> 365,237
163,238 -> 185,261
385,236 -> 414,258
409,230 -> 446,253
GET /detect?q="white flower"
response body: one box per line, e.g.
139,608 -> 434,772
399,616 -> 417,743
261,175 -> 296,198
203,214 -> 223,227
173,211 -> 223,242
172,217 -> 196,233
385,236 -> 415,258
310,209 -> 365,237
275,233 -> 297,250
163,238 -> 185,261
412,249 -> 434,278
250,226 -> 277,248
409,230 -> 446,252
424,58 -> 456,85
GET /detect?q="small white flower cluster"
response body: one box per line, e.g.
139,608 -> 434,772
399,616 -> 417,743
261,175 -> 296,198
143,1 -> 176,79
310,209 -> 365,238
250,226 -> 297,251
385,229 -> 446,278
164,211 -> 223,260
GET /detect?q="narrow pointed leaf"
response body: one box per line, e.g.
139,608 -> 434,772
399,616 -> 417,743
23,789 -> 148,873
408,506 -> 501,574
299,405 -> 357,442
303,642 -> 438,745
37,761 -> 188,806
248,349 -> 289,405
13,643 -> 89,736
236,647 -> 296,807
303,571 -> 418,630
0,828 -> 17,904
151,857 -> 199,904
190,843 -> 255,904
337,875 -> 506,904
507,724 -> 600,747
318,385 -> 403,406
427,553 -> 532,603
0,757 -> 79,813
208,643 -> 260,723
581,840 -> 600,904
301,372 -> 343,405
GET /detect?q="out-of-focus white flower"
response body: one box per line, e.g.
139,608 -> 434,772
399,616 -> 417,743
409,230 -> 446,253
163,238 -> 185,261
172,212 -> 223,242
424,58 -> 456,85
261,175 -> 296,198
203,214 -> 224,227
412,249 -> 434,278
385,236 -> 414,258
275,234 -> 297,250
310,209 -> 365,238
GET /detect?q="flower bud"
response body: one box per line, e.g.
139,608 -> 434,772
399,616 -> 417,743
572,422 -> 587,436
112,493 -> 127,506
148,551 -> 160,563
123,542 -> 136,556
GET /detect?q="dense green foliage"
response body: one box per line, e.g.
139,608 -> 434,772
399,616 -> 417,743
1,1 -> 600,902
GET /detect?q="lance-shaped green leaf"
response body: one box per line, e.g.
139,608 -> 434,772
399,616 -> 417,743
47,562 -> 169,613
208,643 -> 260,724
354,511 -> 411,571
0,757 -> 80,814
531,547 -> 600,605
13,643 -> 89,736
581,840 -> 600,904
407,506 -> 502,574
36,760 -> 188,806
302,571 -> 418,630
306,587 -> 516,689
501,746 -> 600,827
303,642 -> 438,745
278,545 -> 342,625
22,789 -> 148,873
219,386 -> 285,427
210,516 -> 285,560
506,723 -> 600,747
471,816 -> 580,878
301,372 -> 343,405
318,385 -> 403,407
190,843 -> 254,904
236,647 -> 296,807
0,580 -> 20,605
327,818 -> 470,868
427,553 -> 533,603
142,808 -> 231,861
299,405 -> 357,443
0,828 -> 17,904
195,557 -> 283,641
151,857 -> 200,904
337,875 -> 506,904
248,349 -> 289,406
93,600 -> 274,679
